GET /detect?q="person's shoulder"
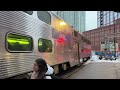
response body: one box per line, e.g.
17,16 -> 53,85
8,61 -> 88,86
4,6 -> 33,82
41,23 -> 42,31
46,64 -> 54,75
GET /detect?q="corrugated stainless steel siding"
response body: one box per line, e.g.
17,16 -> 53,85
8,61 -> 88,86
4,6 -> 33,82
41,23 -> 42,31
0,53 -> 41,79
0,11 -> 53,79
0,11 -> 51,38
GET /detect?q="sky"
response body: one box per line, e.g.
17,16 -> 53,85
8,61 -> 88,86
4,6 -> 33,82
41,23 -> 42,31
85,11 -> 97,31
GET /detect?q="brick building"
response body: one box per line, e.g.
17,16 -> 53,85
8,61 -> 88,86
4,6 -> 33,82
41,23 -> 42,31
83,18 -> 120,52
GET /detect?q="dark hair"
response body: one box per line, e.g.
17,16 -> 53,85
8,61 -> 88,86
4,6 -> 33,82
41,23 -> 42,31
35,58 -> 48,79
99,56 -> 102,60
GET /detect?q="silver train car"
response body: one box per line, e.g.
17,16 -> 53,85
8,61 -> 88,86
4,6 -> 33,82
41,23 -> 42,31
0,11 -> 91,79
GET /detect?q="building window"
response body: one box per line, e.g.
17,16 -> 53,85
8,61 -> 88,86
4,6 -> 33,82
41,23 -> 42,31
118,13 -> 120,18
97,11 -> 100,17
7,33 -> 33,52
114,12 -> 118,17
111,27 -> 113,30
107,13 -> 109,18
23,11 -> 33,15
116,28 -> 119,33
105,14 -> 108,25
103,11 -> 106,15
98,20 -> 100,27
102,32 -> 104,36
110,14 -> 113,22
37,11 -> 51,25
107,15 -> 109,24
101,42 -> 105,44
38,38 -> 52,52
110,21 -> 113,25
110,11 -> 113,16
117,25 -> 119,29
111,29 -> 114,33
99,32 -> 101,36
107,11 -> 109,13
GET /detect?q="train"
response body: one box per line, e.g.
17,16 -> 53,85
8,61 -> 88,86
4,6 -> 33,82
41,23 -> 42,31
0,11 -> 91,79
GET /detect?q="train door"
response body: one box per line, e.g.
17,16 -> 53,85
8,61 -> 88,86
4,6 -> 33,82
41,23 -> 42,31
73,42 -> 79,65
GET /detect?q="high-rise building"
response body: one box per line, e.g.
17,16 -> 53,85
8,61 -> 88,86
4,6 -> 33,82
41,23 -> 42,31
52,11 -> 86,33
97,11 -> 120,28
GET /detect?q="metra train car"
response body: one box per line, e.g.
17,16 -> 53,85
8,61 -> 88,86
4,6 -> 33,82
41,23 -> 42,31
80,35 -> 91,62
0,11 -> 91,79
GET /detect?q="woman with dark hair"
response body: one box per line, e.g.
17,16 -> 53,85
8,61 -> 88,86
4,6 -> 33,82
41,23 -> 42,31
31,58 -> 48,79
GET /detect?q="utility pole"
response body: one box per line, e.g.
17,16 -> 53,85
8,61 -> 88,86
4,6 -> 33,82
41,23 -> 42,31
113,17 -> 116,57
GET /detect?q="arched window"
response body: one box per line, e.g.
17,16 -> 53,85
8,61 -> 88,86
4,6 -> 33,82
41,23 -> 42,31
23,11 -> 33,15
37,11 -> 51,25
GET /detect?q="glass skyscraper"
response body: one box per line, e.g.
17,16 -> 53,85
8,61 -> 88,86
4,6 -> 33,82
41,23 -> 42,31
52,11 -> 86,33
97,11 -> 120,28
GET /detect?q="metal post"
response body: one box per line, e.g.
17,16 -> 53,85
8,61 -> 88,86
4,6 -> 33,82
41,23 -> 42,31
113,17 -> 116,57
105,37 -> 107,50
107,39 -> 110,51
105,29 -> 108,54
105,37 -> 108,51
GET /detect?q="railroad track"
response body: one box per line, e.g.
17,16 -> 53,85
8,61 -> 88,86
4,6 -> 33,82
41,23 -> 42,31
56,64 -> 86,79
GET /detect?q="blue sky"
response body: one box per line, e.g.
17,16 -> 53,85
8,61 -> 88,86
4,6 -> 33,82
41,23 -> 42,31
85,11 -> 97,31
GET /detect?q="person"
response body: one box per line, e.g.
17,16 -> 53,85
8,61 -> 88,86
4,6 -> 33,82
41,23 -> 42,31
45,64 -> 59,79
45,64 -> 54,79
105,55 -> 109,60
100,51 -> 105,59
31,58 -> 49,79
108,51 -> 112,59
118,51 -> 120,58
99,55 -> 102,60
116,51 -> 119,59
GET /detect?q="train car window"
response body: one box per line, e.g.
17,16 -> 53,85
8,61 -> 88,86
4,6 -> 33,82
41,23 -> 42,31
37,11 -> 51,25
38,38 -> 52,52
7,33 -> 33,52
23,11 -> 33,15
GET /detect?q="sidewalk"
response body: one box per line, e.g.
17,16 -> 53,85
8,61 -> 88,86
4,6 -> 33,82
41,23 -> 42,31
89,55 -> 120,63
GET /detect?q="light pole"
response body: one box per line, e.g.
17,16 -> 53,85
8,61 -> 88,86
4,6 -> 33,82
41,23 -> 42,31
113,17 -> 116,58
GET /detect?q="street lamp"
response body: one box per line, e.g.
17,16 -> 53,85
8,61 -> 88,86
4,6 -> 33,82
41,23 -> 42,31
113,17 -> 116,57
